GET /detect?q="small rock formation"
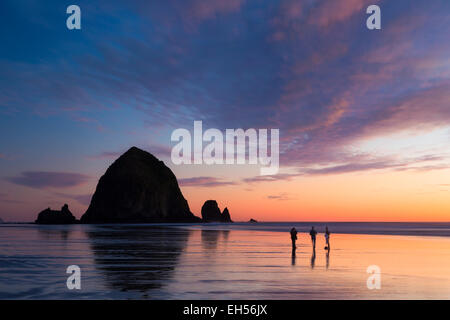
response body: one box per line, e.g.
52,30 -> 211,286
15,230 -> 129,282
201,200 -> 233,222
201,200 -> 222,221
0,217 -> 4,224
35,204 -> 77,224
249,218 -> 258,223
81,147 -> 201,223
222,207 -> 232,222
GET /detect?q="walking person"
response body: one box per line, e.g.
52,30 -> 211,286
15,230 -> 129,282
290,227 -> 298,250
309,226 -> 317,248
324,226 -> 331,250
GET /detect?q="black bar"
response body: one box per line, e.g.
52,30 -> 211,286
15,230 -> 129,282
0,300 -> 448,318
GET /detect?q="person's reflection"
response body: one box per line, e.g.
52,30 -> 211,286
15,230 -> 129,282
86,225 -> 191,294
310,248 -> 316,269
201,229 -> 229,250
326,247 -> 330,270
291,248 -> 296,266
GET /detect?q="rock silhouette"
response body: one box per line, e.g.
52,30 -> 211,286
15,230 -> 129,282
222,207 -> 232,222
201,200 -> 233,222
201,200 -> 222,221
249,218 -> 258,223
81,147 -> 200,223
35,204 -> 77,224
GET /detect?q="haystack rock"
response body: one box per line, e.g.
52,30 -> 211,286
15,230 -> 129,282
80,147 -> 201,223
201,200 -> 233,222
35,204 -> 77,224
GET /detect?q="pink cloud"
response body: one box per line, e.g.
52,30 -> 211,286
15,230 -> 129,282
89,145 -> 172,161
292,43 -> 348,75
361,82 -> 450,137
187,0 -> 245,23
54,192 -> 92,206
266,192 -> 292,201
308,0 -> 380,28
179,176 -> 236,187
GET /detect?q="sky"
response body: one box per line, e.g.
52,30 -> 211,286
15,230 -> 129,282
0,0 -> 450,222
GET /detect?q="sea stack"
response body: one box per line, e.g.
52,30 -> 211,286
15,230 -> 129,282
35,204 -> 77,224
201,200 -> 233,222
80,147 -> 200,223
222,207 -> 232,222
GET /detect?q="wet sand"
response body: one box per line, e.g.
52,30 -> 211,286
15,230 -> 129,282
1,224 -> 450,299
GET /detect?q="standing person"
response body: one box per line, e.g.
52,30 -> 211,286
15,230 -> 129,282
290,227 -> 298,250
325,226 -> 330,250
309,226 -> 317,248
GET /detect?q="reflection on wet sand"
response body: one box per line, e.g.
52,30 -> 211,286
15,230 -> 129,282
37,225 -> 72,241
85,226 -> 191,294
201,229 -> 229,250
326,248 -> 330,270
3,225 -> 450,299
310,248 -> 316,269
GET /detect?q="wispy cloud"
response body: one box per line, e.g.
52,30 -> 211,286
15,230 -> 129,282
300,160 -> 399,176
243,173 -> 299,184
300,155 -> 450,176
308,0 -> 380,28
54,192 -> 92,206
90,145 -> 172,160
242,154 -> 449,183
89,150 -> 124,160
179,176 -> 236,187
266,192 -> 293,201
5,171 -> 90,189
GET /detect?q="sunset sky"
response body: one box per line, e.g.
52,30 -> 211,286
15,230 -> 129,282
1,0 -> 449,222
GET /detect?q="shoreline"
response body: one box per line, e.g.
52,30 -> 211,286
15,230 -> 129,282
2,221 -> 450,238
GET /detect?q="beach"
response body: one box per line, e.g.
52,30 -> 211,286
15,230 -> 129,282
1,223 -> 450,299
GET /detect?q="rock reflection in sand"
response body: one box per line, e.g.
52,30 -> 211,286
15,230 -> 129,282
86,226 -> 191,293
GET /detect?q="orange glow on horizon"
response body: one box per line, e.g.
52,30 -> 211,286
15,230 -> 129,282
181,168 -> 450,222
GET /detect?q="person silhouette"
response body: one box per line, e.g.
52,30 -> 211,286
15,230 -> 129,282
324,226 -> 330,250
290,227 -> 298,250
309,226 -> 317,248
